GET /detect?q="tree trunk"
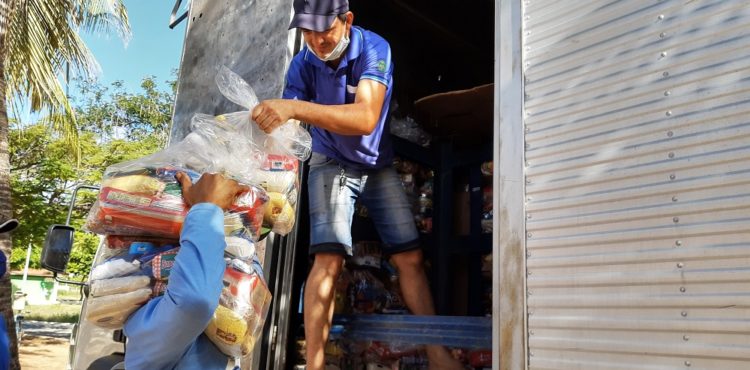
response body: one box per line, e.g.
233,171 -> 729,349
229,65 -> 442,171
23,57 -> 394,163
0,0 -> 21,368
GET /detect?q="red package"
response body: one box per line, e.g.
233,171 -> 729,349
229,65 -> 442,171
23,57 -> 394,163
92,187 -> 187,238
106,235 -> 179,250
469,350 -> 492,367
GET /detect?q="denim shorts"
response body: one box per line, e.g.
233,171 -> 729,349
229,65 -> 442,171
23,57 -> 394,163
307,153 -> 420,257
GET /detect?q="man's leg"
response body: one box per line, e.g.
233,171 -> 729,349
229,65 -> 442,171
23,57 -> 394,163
390,250 -> 464,370
304,252 -> 344,370
360,166 -> 463,369
305,154 -> 359,369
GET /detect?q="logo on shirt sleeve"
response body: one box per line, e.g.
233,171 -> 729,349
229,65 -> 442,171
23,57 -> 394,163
377,60 -> 386,73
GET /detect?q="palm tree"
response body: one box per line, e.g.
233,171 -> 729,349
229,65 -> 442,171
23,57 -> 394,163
0,1 -> 129,369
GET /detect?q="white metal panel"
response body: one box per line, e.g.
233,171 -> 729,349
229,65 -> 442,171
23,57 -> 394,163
496,0 -> 527,369
523,0 -> 750,369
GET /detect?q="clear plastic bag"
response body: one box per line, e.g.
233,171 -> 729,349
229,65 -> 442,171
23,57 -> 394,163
390,115 -> 431,147
84,66 -> 307,238
349,269 -> 387,314
204,257 -> 272,358
215,66 -> 312,162
214,67 -> 305,235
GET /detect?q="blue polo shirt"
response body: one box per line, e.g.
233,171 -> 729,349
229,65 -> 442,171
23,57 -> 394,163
282,26 -> 394,169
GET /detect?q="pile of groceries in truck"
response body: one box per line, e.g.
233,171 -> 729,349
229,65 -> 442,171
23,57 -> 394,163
80,66 -> 311,359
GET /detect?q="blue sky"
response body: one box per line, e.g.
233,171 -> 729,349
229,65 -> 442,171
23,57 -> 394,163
81,0 -> 188,93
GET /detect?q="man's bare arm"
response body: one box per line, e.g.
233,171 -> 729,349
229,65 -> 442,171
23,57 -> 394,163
252,79 -> 386,135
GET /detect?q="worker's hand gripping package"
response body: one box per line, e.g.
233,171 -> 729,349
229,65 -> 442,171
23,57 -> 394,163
209,66 -> 310,235
204,257 -> 272,358
84,129 -> 269,240
84,236 -> 178,329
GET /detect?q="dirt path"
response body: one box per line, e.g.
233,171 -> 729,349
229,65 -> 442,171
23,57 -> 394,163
19,335 -> 69,370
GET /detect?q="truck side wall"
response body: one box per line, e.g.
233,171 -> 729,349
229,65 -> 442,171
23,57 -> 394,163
169,0 -> 294,142
514,1 -> 750,368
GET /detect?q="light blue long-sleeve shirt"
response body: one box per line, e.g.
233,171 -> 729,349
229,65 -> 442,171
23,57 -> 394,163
124,203 -> 230,370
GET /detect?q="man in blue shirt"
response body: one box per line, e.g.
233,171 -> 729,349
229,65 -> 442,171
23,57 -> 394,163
123,173 -> 248,370
252,1 -> 462,368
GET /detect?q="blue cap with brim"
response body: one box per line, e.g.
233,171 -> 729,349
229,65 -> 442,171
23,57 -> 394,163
288,0 -> 349,32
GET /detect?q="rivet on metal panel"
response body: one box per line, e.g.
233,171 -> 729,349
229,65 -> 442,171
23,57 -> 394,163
525,162 -> 531,168
524,93 -> 530,99
526,252 -> 531,258
675,240 -> 682,246
525,15 -> 530,21
673,217 -> 680,223
677,262 -> 684,268
529,330 -> 534,335
528,290 -> 533,296
527,214 -> 532,219
529,352 -> 534,357
672,196 -> 678,202
526,31 -> 531,36
658,14 -> 665,20
528,310 -> 534,316
525,62 -> 531,68
683,335 -> 690,341
663,71 -> 670,77
681,311 -> 688,317
685,361 -> 691,367
666,110 -> 673,116
670,174 -> 676,180
680,287 -> 686,293
527,196 -> 532,202
527,232 -> 533,238
527,271 -> 532,276
525,126 -> 530,133
660,51 -> 668,58
664,90 -> 671,96
525,46 -> 531,52
667,131 -> 674,137
660,32 -> 667,38
526,178 -> 532,185
668,152 -> 675,158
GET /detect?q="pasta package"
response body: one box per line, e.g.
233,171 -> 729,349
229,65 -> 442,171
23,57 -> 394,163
85,288 -> 153,329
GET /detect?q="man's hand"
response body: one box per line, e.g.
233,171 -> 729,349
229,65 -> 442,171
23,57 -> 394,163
176,172 -> 250,211
251,99 -> 296,133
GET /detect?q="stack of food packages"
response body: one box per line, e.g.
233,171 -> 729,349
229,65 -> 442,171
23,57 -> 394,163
392,157 -> 433,234
316,241 -> 490,369
480,161 -> 492,234
82,66 -> 310,359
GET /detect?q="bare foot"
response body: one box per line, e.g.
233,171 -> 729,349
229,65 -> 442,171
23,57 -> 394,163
426,345 -> 465,370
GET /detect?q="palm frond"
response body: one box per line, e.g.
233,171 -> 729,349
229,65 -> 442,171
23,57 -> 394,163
5,0 -> 130,164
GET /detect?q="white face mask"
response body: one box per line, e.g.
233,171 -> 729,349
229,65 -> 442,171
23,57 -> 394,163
308,24 -> 350,62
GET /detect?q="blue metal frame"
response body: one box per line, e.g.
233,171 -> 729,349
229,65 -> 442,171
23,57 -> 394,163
331,314 -> 492,349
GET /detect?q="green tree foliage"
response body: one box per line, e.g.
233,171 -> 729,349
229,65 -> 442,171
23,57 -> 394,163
9,76 -> 174,279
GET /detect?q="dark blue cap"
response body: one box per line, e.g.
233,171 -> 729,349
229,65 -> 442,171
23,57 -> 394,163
288,0 -> 349,32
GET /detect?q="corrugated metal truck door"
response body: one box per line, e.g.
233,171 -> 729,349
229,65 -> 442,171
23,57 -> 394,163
520,1 -> 750,369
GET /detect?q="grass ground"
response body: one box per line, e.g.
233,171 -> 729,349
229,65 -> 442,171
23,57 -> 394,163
21,304 -> 81,323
